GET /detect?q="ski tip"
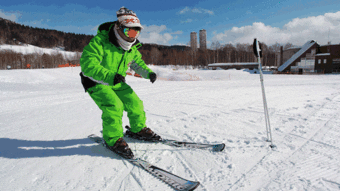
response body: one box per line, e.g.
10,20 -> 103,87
220,143 -> 226,152
213,143 -> 226,152
188,181 -> 200,191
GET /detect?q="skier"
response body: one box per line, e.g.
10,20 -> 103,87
80,7 -> 161,159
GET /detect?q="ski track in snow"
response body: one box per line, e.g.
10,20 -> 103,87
1,66 -> 340,191
230,88 -> 340,190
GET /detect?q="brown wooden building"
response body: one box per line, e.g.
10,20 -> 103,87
278,40 -> 340,74
314,45 -> 340,73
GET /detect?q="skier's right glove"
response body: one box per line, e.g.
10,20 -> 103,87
149,72 -> 157,83
113,74 -> 126,85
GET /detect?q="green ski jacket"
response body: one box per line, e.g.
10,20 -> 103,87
80,21 -> 153,88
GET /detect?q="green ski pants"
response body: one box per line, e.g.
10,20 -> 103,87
88,83 -> 146,146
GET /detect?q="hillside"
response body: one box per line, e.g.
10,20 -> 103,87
0,17 -> 189,52
0,17 -> 93,52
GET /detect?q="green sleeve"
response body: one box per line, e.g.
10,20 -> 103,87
132,50 -> 154,79
80,35 -> 116,86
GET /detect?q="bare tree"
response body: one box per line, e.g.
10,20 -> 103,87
269,42 -> 281,53
150,47 -> 161,65
283,42 -> 294,50
210,41 -> 221,63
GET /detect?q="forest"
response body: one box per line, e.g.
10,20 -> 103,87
0,17 -> 294,70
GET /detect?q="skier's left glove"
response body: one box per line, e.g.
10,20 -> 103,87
149,72 -> 157,83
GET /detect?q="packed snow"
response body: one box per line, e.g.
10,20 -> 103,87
1,66 -> 340,191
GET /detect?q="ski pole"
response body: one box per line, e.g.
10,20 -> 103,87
253,38 -> 275,148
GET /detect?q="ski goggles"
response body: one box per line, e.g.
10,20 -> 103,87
122,26 -> 141,38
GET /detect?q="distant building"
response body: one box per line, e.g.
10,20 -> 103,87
190,32 -> 197,51
199,29 -> 207,50
277,40 -> 340,73
315,44 -> 340,73
275,47 -> 300,67
208,63 -> 258,70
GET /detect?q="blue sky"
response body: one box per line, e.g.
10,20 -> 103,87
1,0 -> 340,47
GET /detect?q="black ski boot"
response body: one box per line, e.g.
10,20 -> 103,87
105,138 -> 134,159
125,126 -> 162,142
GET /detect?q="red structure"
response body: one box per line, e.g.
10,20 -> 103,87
58,63 -> 80,68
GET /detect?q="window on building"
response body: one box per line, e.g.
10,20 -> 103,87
311,49 -> 316,55
318,59 -> 321,64
324,59 -> 327,64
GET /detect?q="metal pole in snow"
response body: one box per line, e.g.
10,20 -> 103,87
253,38 -> 275,148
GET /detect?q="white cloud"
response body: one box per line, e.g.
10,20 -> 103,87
139,25 -> 181,45
91,26 -> 99,31
179,7 -> 190,14
211,11 -> 340,46
171,31 -> 183,35
0,10 -> 19,22
141,25 -> 167,33
180,19 -> 193,24
192,8 -> 202,14
179,7 -> 214,15
172,42 -> 187,46
203,9 -> 214,15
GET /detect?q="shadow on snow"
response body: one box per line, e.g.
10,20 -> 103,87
0,137 -> 121,159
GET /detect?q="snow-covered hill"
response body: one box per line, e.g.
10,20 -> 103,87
0,44 -> 80,60
1,66 -> 340,190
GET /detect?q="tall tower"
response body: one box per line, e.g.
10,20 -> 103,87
190,32 -> 197,51
199,29 -> 207,50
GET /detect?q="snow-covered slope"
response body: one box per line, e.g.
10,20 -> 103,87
0,44 -> 80,60
1,66 -> 340,191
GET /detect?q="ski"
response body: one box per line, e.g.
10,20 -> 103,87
88,134 -> 200,191
161,139 -> 225,152
124,126 -> 226,152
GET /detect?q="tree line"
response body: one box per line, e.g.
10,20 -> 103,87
0,50 -> 81,69
0,17 -> 295,70
141,41 -> 294,68
0,18 -> 92,52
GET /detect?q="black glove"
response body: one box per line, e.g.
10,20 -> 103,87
113,74 -> 126,85
149,72 -> 157,83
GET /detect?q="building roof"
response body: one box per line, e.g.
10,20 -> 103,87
316,53 -> 331,56
320,44 -> 340,47
285,46 -> 301,50
278,40 -> 317,72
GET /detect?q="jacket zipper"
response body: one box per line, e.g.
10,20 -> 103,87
117,51 -> 125,74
